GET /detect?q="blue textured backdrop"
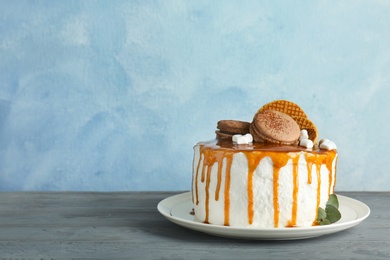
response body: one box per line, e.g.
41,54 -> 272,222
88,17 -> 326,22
1,1 -> 389,191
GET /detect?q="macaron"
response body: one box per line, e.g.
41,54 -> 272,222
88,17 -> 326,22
251,110 -> 300,145
216,120 -> 250,136
215,130 -> 234,140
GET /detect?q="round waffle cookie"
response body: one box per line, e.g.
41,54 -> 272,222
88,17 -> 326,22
258,100 -> 308,119
292,116 -> 319,144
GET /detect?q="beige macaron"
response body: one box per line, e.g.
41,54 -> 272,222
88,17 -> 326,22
251,110 -> 300,145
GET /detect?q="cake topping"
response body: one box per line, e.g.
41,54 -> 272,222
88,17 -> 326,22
215,130 -> 234,140
216,120 -> 250,139
232,133 -> 253,144
256,100 -> 318,144
292,116 -> 318,144
258,99 -> 308,119
214,100 -> 334,149
299,129 -> 314,149
300,129 -> 309,140
251,110 -> 300,145
299,138 -> 314,149
319,139 -> 337,150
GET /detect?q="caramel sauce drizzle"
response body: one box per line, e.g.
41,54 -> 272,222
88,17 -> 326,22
304,153 -> 328,222
305,154 -> 314,185
272,166 -> 280,227
215,159 -> 223,201
270,153 -> 295,227
333,156 -> 338,193
290,155 -> 300,227
326,153 -> 337,195
195,140 -> 337,227
315,163 -> 322,222
194,153 -> 202,205
224,155 -> 233,226
199,147 -> 225,223
245,153 -> 267,225
204,162 -> 212,223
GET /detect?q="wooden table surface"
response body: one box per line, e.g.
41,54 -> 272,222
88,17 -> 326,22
0,191 -> 388,259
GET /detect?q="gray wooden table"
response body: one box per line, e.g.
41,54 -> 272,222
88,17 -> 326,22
0,191 -> 388,259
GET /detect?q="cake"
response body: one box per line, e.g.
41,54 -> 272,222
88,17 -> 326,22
191,100 -> 339,228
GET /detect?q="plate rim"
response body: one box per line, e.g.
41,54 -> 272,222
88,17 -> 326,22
157,192 -> 370,240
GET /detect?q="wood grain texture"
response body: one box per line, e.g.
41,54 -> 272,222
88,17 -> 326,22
0,191 -> 388,259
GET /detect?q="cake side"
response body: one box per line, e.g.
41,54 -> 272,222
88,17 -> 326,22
192,140 -> 338,228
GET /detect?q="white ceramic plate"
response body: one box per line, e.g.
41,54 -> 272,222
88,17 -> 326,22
157,192 -> 370,240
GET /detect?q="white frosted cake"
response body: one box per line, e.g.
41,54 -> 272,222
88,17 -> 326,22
191,100 -> 339,228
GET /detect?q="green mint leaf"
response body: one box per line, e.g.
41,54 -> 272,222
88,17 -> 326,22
326,194 -> 339,209
320,219 -> 331,225
318,207 -> 327,222
325,204 -> 341,223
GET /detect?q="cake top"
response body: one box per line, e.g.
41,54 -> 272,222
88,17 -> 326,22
214,100 -> 337,151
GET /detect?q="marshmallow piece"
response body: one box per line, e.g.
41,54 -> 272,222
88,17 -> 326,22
233,133 -> 253,144
244,133 -> 253,143
319,139 -> 337,150
319,139 -> 330,145
236,136 -> 248,144
300,130 -> 309,140
232,134 -> 241,143
299,138 -> 313,149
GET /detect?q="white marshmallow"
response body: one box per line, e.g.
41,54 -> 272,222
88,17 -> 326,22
300,130 -> 309,141
319,139 -> 330,145
232,134 -> 241,143
236,136 -> 248,144
299,138 -> 313,149
233,133 -> 253,145
244,133 -> 253,143
319,139 -> 337,150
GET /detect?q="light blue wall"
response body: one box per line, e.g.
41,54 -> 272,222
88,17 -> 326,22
1,1 -> 389,191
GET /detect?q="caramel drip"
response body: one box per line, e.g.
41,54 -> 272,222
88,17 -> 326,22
315,163 -> 322,220
290,155 -> 300,227
201,164 -> 207,182
327,160 -> 332,195
224,155 -> 233,226
204,164 -> 212,223
271,153 -> 297,227
215,159 -> 223,201
273,167 -> 280,227
332,156 -> 339,193
194,148 -> 204,205
197,146 -> 233,223
305,154 -> 314,185
326,151 -> 337,195
244,152 -> 267,225
305,153 -> 326,221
